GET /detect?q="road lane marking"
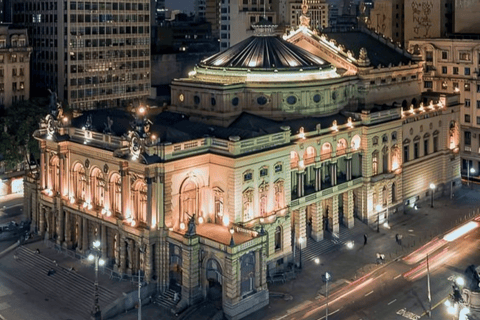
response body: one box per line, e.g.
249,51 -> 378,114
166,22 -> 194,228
317,308 -> 341,320
420,296 -> 448,316
394,274 -> 402,280
388,299 -> 397,305
0,314 -> 6,320
364,290 -> 374,297
396,308 -> 420,320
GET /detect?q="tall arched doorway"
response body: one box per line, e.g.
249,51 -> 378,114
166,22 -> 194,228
169,244 -> 183,292
206,259 -> 222,305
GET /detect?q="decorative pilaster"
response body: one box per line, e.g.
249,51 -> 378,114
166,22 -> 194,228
146,177 -> 153,227
57,210 -> 64,244
343,190 -> 354,229
127,239 -> 133,275
310,202 -> 324,241
39,206 -> 45,236
101,224 -> 107,258
181,236 -> 202,305
119,236 -> 127,274
330,196 -> 339,234
40,149 -> 46,189
144,243 -> 152,282
294,207 -> 307,249
120,163 -> 130,219
82,216 -> 88,254
63,210 -> 72,248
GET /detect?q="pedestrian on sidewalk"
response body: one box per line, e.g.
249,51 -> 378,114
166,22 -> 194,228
395,234 -> 402,245
364,234 -> 368,245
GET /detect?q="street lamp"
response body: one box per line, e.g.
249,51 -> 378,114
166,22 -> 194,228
468,164 -> 475,188
429,183 -> 436,208
88,241 -> 105,320
324,271 -> 331,320
298,237 -> 304,269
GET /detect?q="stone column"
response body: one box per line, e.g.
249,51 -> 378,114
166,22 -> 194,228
331,161 -> 337,186
40,150 -> 46,189
120,163 -> 130,219
101,224 -> 107,258
315,165 -> 322,192
45,208 -> 51,239
119,236 -> 127,274
58,154 -> 64,196
297,171 -> 305,198
254,250 -> 261,289
346,158 -> 352,181
329,196 -> 339,234
144,243 -> 152,282
127,239 -> 133,275
39,206 -> 45,236
181,236 -> 202,305
310,202 -> 324,241
57,210 -> 64,244
146,177 -> 153,226
343,190 -> 354,229
63,210 -> 72,248
82,217 -> 88,254
294,207 -> 307,249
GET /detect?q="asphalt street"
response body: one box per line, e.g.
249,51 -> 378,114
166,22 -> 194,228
282,221 -> 480,320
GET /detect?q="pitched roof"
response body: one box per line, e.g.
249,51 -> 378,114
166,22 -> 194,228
325,30 -> 412,67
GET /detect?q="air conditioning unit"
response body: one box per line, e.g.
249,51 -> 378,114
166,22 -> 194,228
465,146 -> 472,152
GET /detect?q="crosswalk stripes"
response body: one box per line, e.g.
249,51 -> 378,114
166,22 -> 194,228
10,246 -> 120,319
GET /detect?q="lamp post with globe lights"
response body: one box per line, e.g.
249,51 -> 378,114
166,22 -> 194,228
88,240 -> 105,320
430,183 -> 436,208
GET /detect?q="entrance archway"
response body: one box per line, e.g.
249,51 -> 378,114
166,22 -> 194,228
169,244 -> 183,292
206,259 -> 222,305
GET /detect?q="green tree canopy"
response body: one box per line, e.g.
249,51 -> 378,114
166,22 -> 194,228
0,97 -> 49,169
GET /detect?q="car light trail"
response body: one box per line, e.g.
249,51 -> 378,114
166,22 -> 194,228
403,248 -> 453,280
443,221 -> 479,242
403,238 -> 447,264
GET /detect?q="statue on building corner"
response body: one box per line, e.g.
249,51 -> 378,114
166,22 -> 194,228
299,0 -> 311,29
185,213 -> 196,237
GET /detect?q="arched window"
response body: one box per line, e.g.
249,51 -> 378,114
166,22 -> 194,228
49,156 -> 59,192
91,168 -> 105,208
304,146 -> 316,164
337,138 -> 347,155
180,179 -> 198,225
392,183 -> 396,203
206,259 -> 222,285
214,187 -> 224,225
72,163 -> 86,201
383,186 -> 387,206
132,181 -> 147,222
372,151 -> 378,175
243,189 -> 254,221
109,173 -> 122,213
275,226 -> 282,251
382,147 -> 389,173
240,253 -> 255,296
321,142 -> 332,159
351,135 -> 361,151
274,180 -> 284,210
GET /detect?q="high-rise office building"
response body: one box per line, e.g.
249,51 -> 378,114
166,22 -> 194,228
12,0 -> 151,110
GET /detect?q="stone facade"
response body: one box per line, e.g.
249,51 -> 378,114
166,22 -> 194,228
24,24 -> 462,320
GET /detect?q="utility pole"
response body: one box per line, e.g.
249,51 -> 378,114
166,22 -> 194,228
427,254 -> 432,318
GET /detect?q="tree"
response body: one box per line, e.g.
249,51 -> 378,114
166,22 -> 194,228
0,97 -> 49,170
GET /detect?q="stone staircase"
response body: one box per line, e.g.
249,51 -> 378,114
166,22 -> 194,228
12,246 -> 119,319
154,289 -> 180,310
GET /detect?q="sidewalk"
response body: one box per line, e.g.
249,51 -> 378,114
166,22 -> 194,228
249,184 -> 480,320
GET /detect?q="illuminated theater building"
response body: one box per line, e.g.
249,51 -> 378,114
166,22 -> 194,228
25,17 -> 462,320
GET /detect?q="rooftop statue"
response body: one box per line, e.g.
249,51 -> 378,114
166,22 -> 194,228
299,0 -> 311,28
